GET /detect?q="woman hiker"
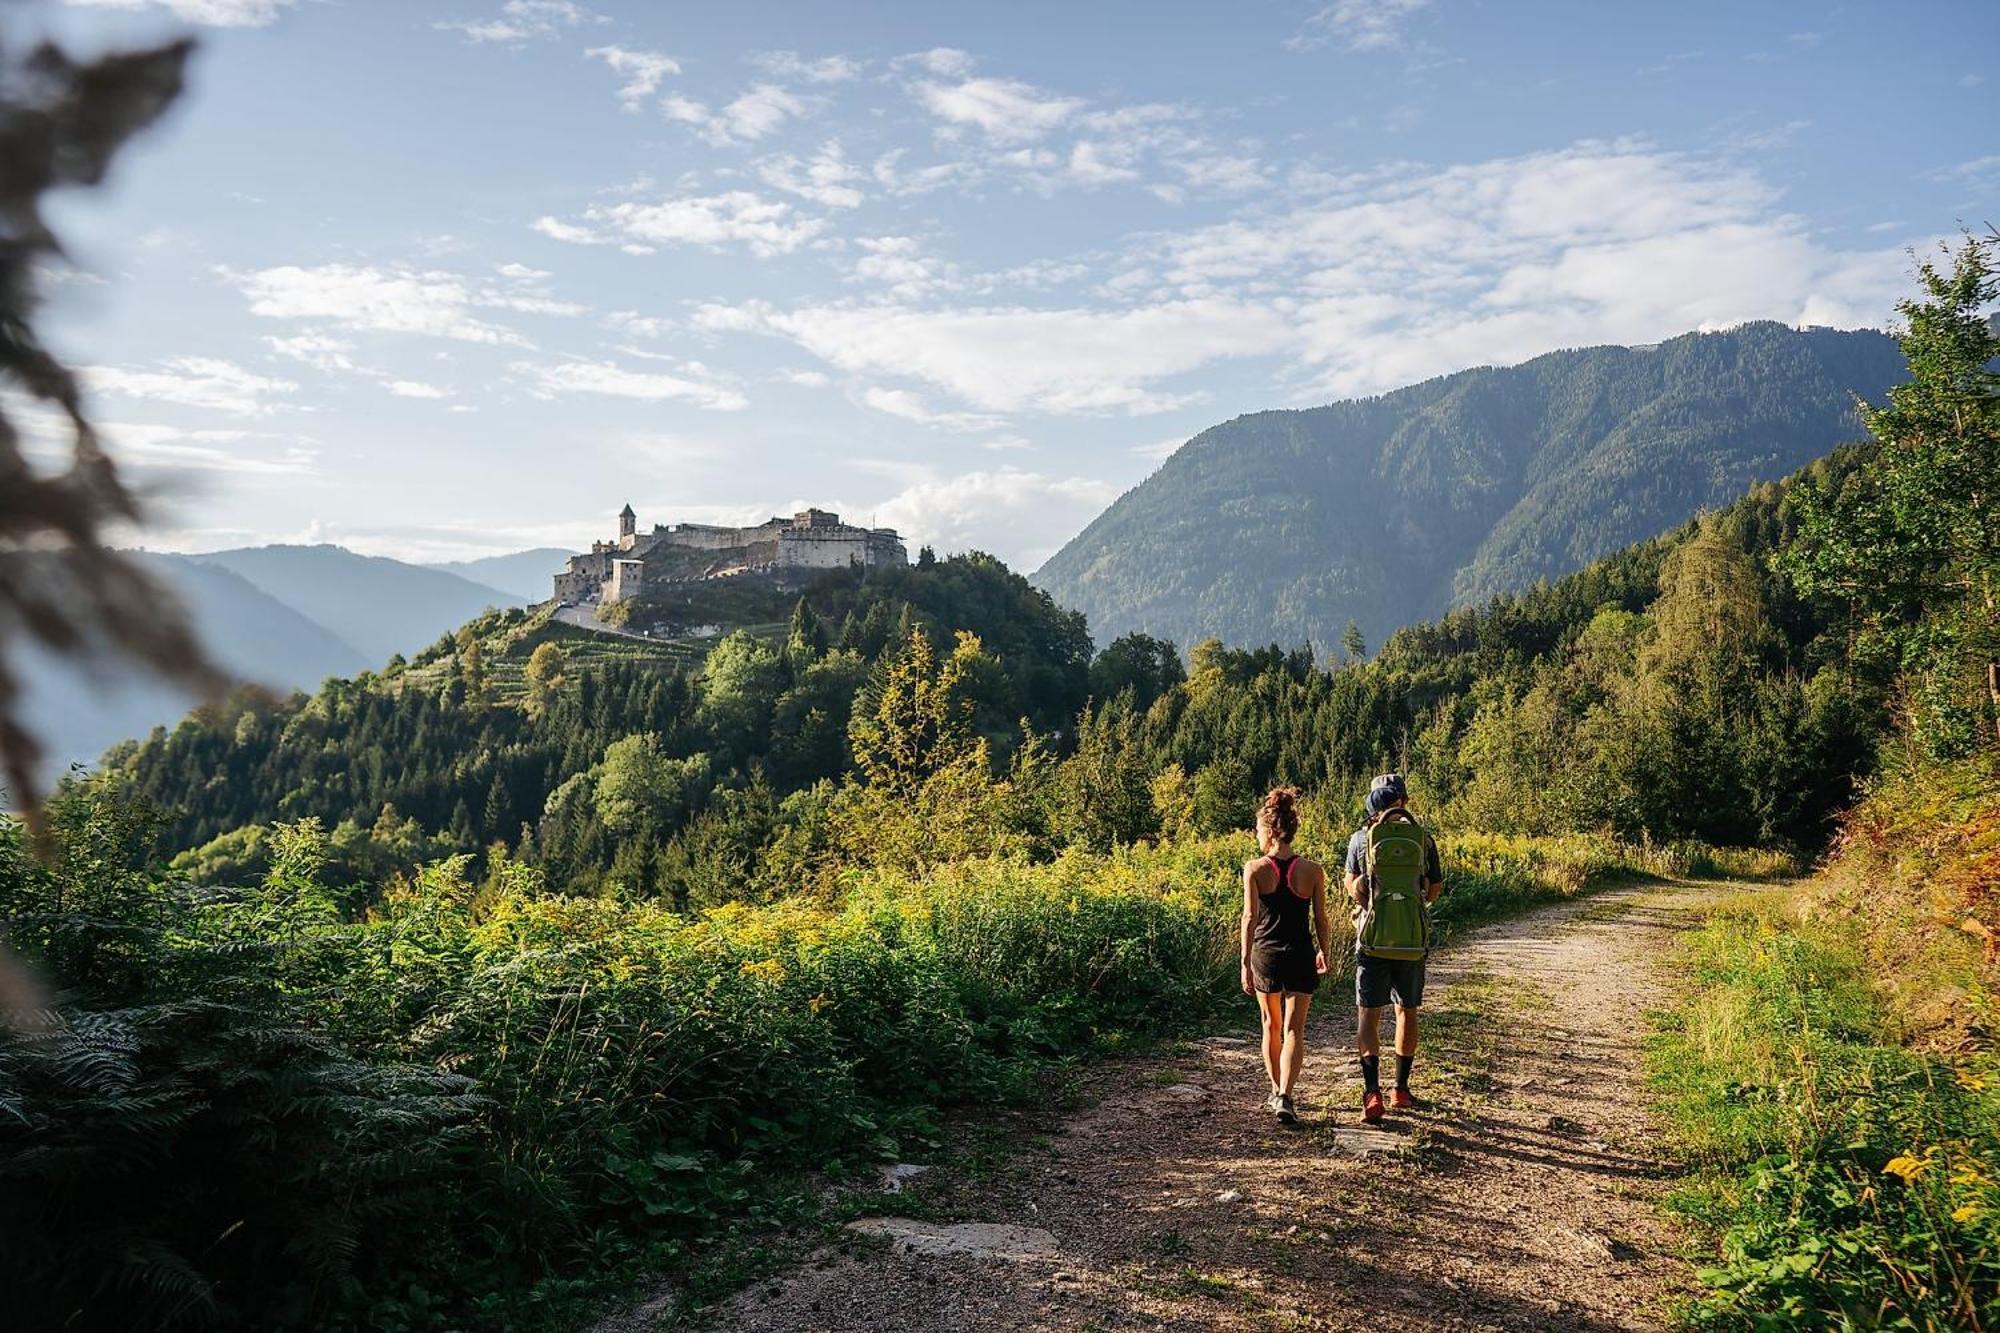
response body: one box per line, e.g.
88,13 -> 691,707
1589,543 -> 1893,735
1240,786 -> 1334,1123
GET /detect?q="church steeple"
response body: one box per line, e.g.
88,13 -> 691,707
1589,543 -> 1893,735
618,503 -> 636,543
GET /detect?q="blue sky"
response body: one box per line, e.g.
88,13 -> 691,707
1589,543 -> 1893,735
23,0 -> 1999,570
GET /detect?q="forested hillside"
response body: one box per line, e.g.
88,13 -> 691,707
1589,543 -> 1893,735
5,238 -> 1994,1331
1034,322 -> 1906,655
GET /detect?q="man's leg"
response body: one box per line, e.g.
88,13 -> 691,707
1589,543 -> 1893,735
1391,960 -> 1426,1105
1278,993 -> 1312,1096
1356,1003 -> 1383,1094
1258,990 -> 1285,1092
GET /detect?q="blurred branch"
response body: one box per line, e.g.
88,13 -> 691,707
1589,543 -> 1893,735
0,29 -> 224,831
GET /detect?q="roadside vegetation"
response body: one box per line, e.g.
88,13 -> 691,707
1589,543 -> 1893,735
2,784 -> 1718,1330
1648,234 -> 1999,1329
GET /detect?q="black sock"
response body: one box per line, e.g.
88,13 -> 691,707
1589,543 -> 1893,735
1359,1055 -> 1380,1092
1396,1055 -> 1414,1090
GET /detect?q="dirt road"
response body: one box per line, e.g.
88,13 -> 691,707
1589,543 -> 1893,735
677,881 -> 1741,1332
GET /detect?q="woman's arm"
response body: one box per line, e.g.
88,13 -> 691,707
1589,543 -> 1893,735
1240,864 -> 1259,995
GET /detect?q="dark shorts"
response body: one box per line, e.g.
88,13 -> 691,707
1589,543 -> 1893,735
1355,954 -> 1425,1009
1250,947 -> 1320,996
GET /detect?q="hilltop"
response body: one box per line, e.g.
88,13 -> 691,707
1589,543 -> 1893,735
1033,322 -> 1906,654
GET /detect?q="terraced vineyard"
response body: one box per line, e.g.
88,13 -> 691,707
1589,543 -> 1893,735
392,606 -> 787,703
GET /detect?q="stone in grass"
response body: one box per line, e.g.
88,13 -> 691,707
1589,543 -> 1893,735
1215,1188 -> 1246,1204
1159,1083 -> 1209,1102
846,1218 -> 1060,1262
878,1163 -> 932,1193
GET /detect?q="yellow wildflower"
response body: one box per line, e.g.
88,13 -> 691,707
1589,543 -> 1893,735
1883,1154 -> 1930,1183
739,957 -> 786,984
1956,1068 -> 1989,1092
808,994 -> 829,1015
1954,1203 -> 1982,1224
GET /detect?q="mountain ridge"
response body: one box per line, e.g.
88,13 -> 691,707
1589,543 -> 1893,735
1033,321 -> 1907,653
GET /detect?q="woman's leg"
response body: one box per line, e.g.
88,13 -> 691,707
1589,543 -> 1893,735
1278,992 -> 1313,1096
1258,990 -> 1284,1092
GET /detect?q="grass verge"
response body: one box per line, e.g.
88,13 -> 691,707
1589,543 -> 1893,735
1648,893 -> 2000,1328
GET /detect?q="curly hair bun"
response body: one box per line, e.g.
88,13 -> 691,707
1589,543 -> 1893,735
1259,786 -> 1301,842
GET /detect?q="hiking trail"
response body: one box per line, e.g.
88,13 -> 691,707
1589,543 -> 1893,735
636,880 -> 1752,1332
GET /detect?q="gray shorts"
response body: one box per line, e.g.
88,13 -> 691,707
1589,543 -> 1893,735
1355,954 -> 1425,1009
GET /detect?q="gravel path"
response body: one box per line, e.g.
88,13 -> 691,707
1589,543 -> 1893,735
675,881 -> 1742,1332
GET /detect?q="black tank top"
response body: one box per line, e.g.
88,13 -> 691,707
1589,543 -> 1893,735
1251,855 -> 1314,955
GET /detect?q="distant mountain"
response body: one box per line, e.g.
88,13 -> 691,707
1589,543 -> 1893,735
197,544 -> 524,663
24,546 -> 525,780
21,555 -> 368,777
1033,322 -> 1907,655
427,548 -> 576,602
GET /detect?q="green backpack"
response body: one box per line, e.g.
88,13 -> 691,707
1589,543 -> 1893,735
1357,810 -> 1432,961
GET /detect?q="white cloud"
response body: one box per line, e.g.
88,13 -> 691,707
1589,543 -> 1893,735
715,298 -> 1285,414
692,141 -> 1915,417
777,368 -> 830,388
66,0 -> 291,25
99,422 -> 318,476
264,332 -> 356,373
858,386 -> 1005,432
1924,155 -> 2000,191
230,264 -> 533,345
1131,437 -> 1184,461
914,76 -> 1084,144
871,148 -> 980,196
851,235 -> 957,298
530,216 -> 604,246
85,357 -> 297,416
1135,141 -> 1913,396
872,468 -> 1122,569
751,51 -> 863,83
534,191 -> 827,257
663,83 -> 811,145
1286,0 -> 1432,53
894,48 -> 977,78
516,358 -> 749,411
437,0 -> 599,44
607,310 -> 674,338
587,46 -> 681,110
386,380 -> 453,399
757,141 -> 865,209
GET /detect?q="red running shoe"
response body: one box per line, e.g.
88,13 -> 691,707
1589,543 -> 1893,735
1391,1087 -> 1415,1111
1363,1090 -> 1385,1123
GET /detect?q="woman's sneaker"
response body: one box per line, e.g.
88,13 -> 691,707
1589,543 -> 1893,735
1276,1093 -> 1298,1125
1265,1090 -> 1283,1116
1363,1090 -> 1386,1123
1391,1087 -> 1415,1111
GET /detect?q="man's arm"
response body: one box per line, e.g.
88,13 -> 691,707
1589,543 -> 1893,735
1424,836 -> 1444,905
1310,867 -> 1334,967
1344,835 -> 1368,905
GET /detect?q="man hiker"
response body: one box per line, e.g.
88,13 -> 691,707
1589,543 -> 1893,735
1343,773 -> 1443,1123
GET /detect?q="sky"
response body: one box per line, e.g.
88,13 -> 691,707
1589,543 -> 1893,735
19,0 -> 2000,571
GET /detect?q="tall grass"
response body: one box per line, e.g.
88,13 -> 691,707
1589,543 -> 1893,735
1652,897 -> 2000,1328
4,802 -> 1757,1329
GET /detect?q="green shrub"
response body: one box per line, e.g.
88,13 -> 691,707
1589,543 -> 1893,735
1651,903 -> 2000,1328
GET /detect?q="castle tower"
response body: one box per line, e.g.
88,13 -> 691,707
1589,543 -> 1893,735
617,502 -> 637,549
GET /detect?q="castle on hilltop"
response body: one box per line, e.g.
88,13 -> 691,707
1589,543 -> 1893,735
553,504 -> 907,605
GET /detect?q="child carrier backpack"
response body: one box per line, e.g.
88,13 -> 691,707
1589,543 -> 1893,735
1357,809 -> 1431,961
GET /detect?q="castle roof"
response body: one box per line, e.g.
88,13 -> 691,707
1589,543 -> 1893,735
618,503 -> 636,518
